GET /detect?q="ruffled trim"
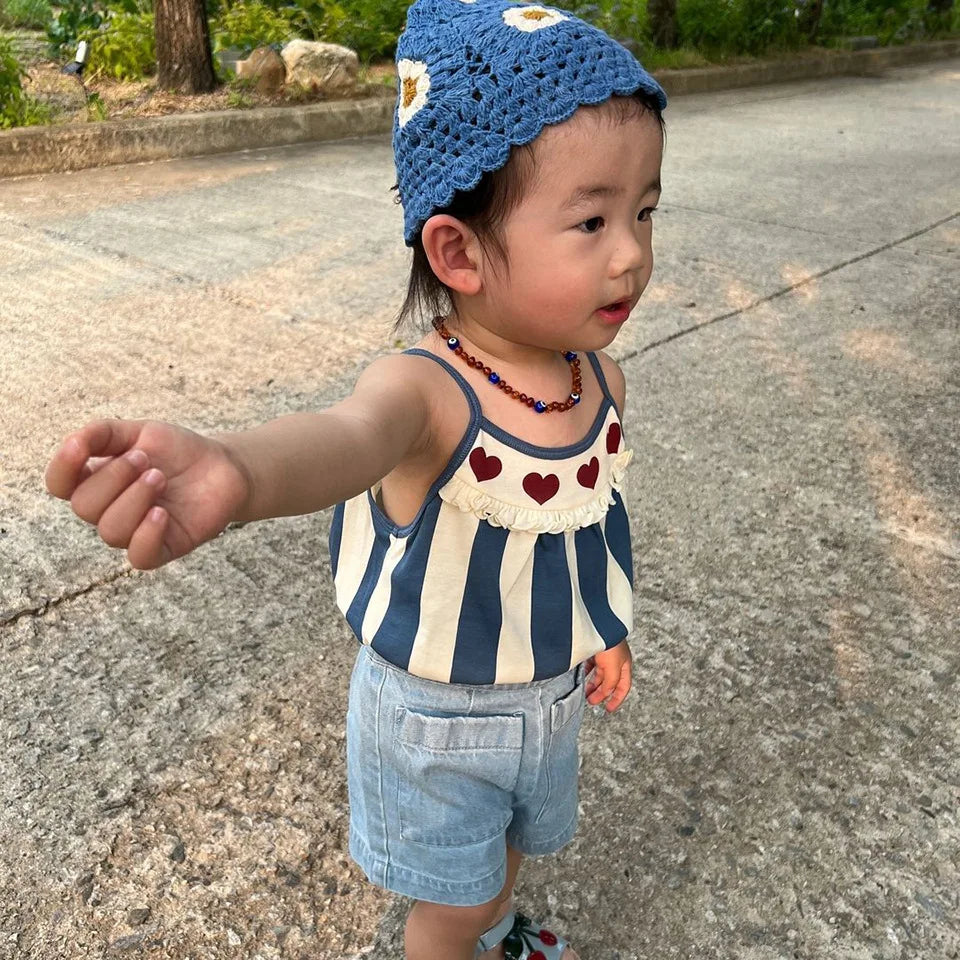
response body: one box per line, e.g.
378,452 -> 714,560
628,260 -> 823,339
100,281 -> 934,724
438,448 -> 634,534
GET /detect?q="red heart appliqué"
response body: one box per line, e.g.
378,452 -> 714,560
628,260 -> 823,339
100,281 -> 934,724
577,456 -> 599,489
469,447 -> 501,482
523,472 -> 560,504
606,422 -> 622,454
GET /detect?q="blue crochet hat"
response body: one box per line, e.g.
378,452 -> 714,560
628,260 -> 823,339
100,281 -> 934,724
393,0 -> 668,246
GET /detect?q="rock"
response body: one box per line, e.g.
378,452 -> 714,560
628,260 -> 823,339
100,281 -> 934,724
127,906 -> 150,925
107,933 -> 147,953
281,40 -> 358,94
235,46 -> 286,95
164,835 -> 186,862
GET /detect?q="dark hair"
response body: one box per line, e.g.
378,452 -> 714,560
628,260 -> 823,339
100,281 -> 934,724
390,89 -> 667,334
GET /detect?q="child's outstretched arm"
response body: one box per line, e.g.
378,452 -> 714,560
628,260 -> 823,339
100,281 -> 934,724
45,354 -> 430,571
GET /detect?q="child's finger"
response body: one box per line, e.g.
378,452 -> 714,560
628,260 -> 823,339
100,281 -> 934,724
587,667 -> 616,706
126,506 -> 171,571
70,448 -> 153,525
46,437 -> 92,499
603,662 -> 633,713
46,420 -> 143,499
60,456 -> 117,492
96,468 -> 166,549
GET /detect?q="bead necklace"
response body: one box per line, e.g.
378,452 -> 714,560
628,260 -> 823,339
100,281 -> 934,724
431,316 -> 582,413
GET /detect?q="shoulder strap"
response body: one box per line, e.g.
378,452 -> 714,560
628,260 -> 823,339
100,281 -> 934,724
586,351 -> 620,415
403,347 -> 483,420
401,347 -> 482,494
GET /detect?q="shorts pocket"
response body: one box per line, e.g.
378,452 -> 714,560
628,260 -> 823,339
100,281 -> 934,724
395,707 -> 524,847
535,674 -> 586,824
550,678 -> 586,734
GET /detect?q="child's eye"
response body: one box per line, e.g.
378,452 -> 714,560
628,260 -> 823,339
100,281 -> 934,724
578,216 -> 604,234
577,207 -> 659,234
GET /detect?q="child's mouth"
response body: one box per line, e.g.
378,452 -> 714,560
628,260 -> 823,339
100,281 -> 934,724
597,300 -> 631,323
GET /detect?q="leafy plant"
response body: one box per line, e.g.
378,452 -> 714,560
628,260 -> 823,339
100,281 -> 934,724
0,31 -> 27,105
675,0 -> 819,56
79,10 -> 155,80
0,0 -> 53,30
818,0 -> 952,45
226,87 -> 252,106
286,0 -> 408,62
554,0 -> 653,52
46,0 -> 103,57
0,32 -> 56,126
86,89 -> 108,119
227,71 -> 256,89
211,0 -> 295,55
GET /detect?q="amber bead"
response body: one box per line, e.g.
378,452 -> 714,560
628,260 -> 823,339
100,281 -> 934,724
430,316 -> 580,415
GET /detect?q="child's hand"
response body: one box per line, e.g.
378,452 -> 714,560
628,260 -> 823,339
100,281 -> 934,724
45,419 -> 250,571
584,640 -> 633,712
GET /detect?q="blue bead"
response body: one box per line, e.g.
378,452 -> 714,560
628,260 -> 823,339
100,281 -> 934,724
447,337 -> 459,349
489,372 -> 500,384
570,392 -> 581,404
534,400 -> 547,413
564,351 -> 577,362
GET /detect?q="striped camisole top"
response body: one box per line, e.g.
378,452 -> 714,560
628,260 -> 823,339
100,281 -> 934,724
328,348 -> 634,685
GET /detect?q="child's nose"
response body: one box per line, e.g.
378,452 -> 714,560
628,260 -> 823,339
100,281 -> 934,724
610,232 -> 650,278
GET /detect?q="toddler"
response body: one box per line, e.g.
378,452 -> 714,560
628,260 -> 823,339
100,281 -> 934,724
45,1 -> 667,957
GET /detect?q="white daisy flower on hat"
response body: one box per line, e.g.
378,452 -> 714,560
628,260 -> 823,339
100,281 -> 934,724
397,59 -> 430,128
502,4 -> 568,32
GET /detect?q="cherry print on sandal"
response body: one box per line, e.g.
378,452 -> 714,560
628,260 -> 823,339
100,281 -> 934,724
480,910 -> 572,960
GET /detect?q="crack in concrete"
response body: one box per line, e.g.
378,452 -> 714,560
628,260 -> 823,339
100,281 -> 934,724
619,209 -> 960,364
1,565 -> 135,629
6,207 -> 955,633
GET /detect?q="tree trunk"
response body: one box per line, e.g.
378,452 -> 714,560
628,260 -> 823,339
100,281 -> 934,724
796,0 -> 824,43
648,0 -> 679,49
154,0 -> 216,93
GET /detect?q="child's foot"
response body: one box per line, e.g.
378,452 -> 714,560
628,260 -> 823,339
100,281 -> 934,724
476,897 -> 579,960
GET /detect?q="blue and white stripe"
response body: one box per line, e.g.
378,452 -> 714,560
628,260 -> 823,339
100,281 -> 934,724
328,350 -> 635,685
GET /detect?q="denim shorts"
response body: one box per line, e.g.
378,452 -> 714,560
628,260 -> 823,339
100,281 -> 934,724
346,641 -> 587,907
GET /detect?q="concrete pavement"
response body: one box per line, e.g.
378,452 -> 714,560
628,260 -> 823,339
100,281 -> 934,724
1,58 -> 958,958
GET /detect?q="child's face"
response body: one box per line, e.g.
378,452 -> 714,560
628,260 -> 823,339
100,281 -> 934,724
484,104 -> 663,353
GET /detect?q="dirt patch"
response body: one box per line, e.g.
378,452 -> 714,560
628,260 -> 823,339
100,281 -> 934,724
22,58 -> 397,125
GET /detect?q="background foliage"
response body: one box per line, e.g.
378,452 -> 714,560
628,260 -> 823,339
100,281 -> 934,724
1,0 -> 955,129
78,8 -> 155,79
0,0 -> 52,30
211,0 -> 295,55
0,31 -> 56,125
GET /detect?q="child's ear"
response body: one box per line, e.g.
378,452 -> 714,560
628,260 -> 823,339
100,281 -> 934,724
421,214 -> 483,296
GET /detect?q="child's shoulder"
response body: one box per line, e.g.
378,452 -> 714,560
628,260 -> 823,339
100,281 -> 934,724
593,349 -> 627,416
359,339 -> 472,443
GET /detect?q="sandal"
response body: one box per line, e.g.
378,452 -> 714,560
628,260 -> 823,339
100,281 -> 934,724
476,909 -> 570,959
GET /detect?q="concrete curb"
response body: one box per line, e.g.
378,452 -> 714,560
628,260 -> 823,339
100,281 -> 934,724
653,36 -> 960,95
2,38 -> 958,179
